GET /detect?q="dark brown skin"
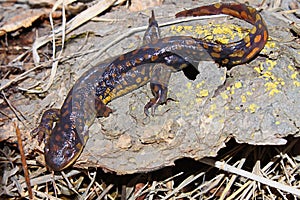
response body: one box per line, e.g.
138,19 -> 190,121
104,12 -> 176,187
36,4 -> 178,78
34,3 -> 268,171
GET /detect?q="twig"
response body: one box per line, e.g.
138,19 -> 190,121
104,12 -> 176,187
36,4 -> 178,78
227,180 -> 252,200
28,0 -> 118,93
83,170 -> 97,199
1,48 -> 94,92
24,0 -> 67,94
31,0 -> 118,65
61,171 -> 81,196
1,91 -> 26,122
97,184 -> 114,200
14,121 -> 33,199
220,158 -> 246,199
200,158 -> 300,197
0,61 -> 49,91
161,172 -> 205,200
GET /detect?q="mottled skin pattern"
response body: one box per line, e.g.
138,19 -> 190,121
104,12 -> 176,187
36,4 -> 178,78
34,3 -> 268,171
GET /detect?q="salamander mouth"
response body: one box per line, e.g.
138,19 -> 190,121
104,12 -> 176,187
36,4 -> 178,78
44,129 -> 85,171
45,145 -> 83,171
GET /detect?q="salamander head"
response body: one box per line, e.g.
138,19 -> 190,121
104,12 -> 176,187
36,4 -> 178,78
44,122 -> 87,171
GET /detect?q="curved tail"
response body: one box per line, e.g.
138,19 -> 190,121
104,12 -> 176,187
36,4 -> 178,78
176,3 -> 268,66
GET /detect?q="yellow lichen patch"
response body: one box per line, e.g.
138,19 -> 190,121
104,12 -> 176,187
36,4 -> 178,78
254,67 -> 261,73
208,114 -> 215,119
212,24 -> 233,35
246,91 -> 253,96
220,76 -> 226,82
170,22 -> 246,45
234,81 -> 242,89
210,104 -> 217,111
233,26 -> 245,39
288,65 -> 295,71
266,59 -> 277,71
294,81 -> 300,87
240,91 -> 253,104
241,95 -> 247,103
264,82 -> 280,96
195,98 -> 203,103
291,71 -> 298,79
196,81 -> 205,88
253,59 -> 290,95
199,89 -> 209,97
170,25 -> 184,33
254,64 -> 264,74
262,71 -> 275,81
288,65 -> 300,86
265,41 -> 276,48
170,25 -> 197,35
261,40 -> 276,52
221,91 -> 229,99
184,26 -> 193,32
257,59 -> 277,78
127,42 -> 136,49
226,81 -> 243,96
275,121 -> 281,125
130,106 -> 136,111
195,24 -> 211,35
247,103 -> 259,113
230,87 -> 235,95
277,78 -> 285,86
186,82 -> 192,89
219,118 -> 225,123
260,40 -> 276,54
194,26 -> 206,35
213,24 -> 246,41
215,36 -> 229,44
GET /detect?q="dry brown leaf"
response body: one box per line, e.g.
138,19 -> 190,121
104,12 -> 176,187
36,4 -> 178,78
0,9 -> 49,36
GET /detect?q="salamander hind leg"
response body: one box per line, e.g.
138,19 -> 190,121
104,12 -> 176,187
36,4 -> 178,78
143,10 -> 160,44
143,12 -> 176,116
144,64 -> 174,116
94,97 -> 113,117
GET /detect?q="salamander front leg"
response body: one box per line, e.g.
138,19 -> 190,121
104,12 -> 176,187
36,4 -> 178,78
32,108 -> 60,144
